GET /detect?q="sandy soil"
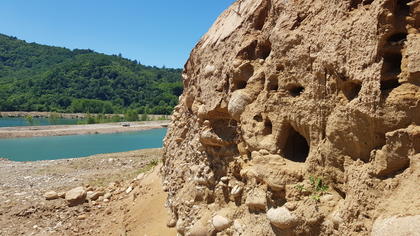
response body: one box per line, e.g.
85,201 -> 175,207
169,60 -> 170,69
0,120 -> 169,139
0,148 -> 176,236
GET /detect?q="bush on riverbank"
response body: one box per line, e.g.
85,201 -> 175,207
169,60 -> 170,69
76,112 -> 154,124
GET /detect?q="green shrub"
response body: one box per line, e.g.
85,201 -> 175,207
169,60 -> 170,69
294,176 -> 329,201
124,109 -> 138,121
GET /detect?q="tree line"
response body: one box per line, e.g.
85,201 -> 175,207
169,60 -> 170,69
0,34 -> 183,114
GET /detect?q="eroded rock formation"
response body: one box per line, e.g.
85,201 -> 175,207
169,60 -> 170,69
162,0 -> 420,235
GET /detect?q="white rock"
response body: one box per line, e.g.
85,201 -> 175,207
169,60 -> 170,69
212,215 -> 231,232
267,207 -> 298,229
228,90 -> 252,120
204,64 -> 216,76
65,187 -> 87,206
104,193 -> 112,200
220,176 -> 229,182
126,186 -> 133,194
44,191 -> 59,200
245,188 -> 267,211
230,185 -> 243,197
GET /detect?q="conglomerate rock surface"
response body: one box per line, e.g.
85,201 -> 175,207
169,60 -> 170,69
162,0 -> 420,235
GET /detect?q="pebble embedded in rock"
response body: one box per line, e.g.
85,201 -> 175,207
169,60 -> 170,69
77,214 -> 87,220
126,186 -> 133,194
104,193 -> 111,200
212,215 -> 231,232
245,188 -> 267,211
220,176 -> 229,182
230,185 -> 243,197
267,207 -> 298,229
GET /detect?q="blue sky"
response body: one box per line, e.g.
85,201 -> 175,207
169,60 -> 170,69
0,0 -> 236,68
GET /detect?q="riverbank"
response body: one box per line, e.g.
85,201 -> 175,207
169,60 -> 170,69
0,111 -> 170,120
0,148 -> 176,236
0,120 -> 169,139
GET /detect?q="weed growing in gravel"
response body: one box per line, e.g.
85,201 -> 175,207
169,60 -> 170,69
294,176 -> 329,201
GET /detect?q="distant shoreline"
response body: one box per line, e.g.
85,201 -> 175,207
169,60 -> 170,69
0,120 -> 169,139
0,111 -> 170,120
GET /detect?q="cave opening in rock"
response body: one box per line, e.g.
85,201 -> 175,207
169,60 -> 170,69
396,0 -> 410,16
256,40 -> 272,60
262,119 -> 273,135
235,80 -> 247,90
237,40 -> 257,60
383,52 -> 402,74
287,84 -> 305,97
388,32 -> 407,44
283,127 -> 309,163
253,114 -> 263,122
267,77 -> 278,91
380,79 -> 401,91
253,3 -> 269,30
342,81 -> 362,100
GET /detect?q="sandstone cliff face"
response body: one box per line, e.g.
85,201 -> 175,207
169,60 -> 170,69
162,0 -> 420,235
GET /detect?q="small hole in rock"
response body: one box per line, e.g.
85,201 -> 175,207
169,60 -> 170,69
387,33 -> 407,44
253,2 -> 270,30
396,0 -> 410,16
383,52 -> 402,74
283,127 -> 309,163
256,40 -> 272,60
287,84 -> 305,97
253,115 -> 263,122
237,41 -> 257,60
380,79 -> 401,91
267,77 -> 278,91
342,81 -> 362,101
349,0 -> 362,9
262,119 -> 273,135
235,80 -> 247,90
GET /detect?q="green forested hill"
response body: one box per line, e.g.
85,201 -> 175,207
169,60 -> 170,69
0,34 -> 183,114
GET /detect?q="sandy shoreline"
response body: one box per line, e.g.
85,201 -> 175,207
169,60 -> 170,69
0,120 -> 169,139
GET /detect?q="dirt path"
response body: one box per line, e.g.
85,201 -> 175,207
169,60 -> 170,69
0,148 -> 176,236
0,120 -> 169,139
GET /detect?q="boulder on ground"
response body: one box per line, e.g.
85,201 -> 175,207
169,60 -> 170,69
65,186 -> 87,206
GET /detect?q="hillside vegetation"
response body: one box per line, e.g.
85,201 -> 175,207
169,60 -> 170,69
0,34 -> 183,114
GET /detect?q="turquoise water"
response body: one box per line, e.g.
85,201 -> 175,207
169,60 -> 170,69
0,128 -> 167,162
0,117 -> 79,127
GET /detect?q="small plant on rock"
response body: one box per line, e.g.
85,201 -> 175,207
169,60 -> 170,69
294,176 -> 329,201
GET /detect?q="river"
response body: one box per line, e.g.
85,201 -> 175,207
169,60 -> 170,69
0,117 -> 79,127
0,128 -> 167,161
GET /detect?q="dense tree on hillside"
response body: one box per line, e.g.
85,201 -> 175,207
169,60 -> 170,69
0,34 -> 183,114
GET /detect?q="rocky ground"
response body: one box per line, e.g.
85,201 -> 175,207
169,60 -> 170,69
0,148 -> 176,236
0,120 -> 169,139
